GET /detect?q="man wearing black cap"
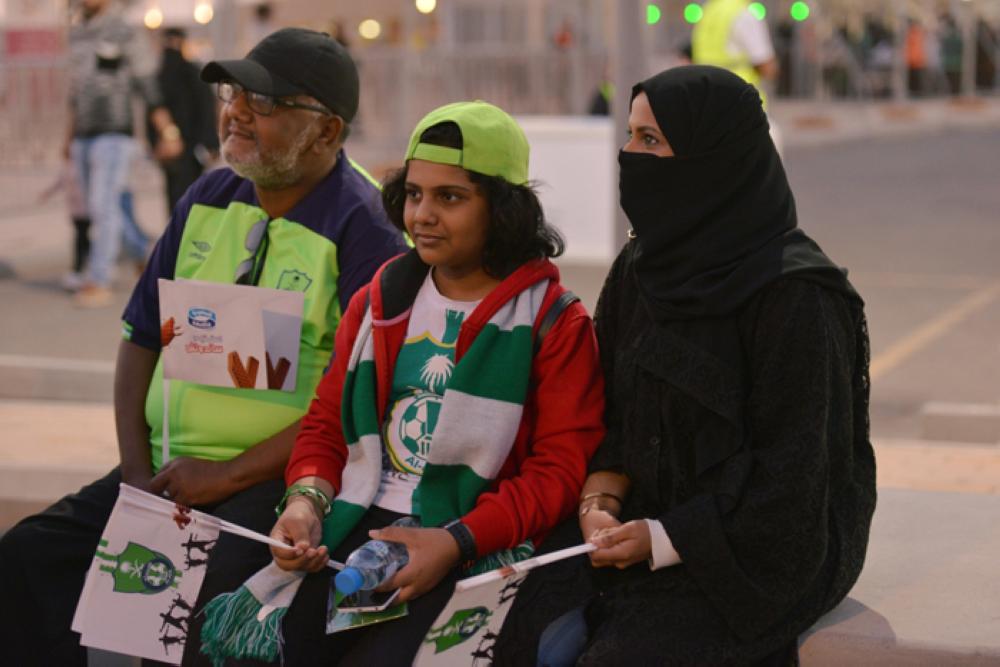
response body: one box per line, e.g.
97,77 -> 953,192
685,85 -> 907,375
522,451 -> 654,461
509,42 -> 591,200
0,28 -> 407,665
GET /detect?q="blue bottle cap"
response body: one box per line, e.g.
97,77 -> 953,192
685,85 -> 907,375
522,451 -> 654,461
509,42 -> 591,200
335,567 -> 364,595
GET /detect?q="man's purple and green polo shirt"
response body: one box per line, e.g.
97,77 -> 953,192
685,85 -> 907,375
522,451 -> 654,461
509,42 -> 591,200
122,153 -> 407,471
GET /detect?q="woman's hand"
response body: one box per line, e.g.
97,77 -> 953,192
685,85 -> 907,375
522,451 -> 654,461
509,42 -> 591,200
587,520 -> 652,569
580,507 -> 622,544
373,526 -> 460,603
269,498 -> 328,572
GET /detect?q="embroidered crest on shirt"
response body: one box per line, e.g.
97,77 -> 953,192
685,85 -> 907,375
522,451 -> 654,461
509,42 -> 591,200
277,269 -> 313,292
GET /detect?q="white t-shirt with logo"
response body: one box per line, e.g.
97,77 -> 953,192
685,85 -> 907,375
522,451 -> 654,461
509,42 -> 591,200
372,272 -> 481,514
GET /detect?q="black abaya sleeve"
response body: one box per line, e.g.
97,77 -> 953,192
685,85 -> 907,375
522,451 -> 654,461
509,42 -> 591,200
659,280 -> 869,640
588,246 -> 630,474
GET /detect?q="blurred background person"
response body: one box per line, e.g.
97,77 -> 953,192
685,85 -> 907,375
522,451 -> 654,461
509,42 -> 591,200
692,0 -> 779,105
940,14 -> 964,97
37,158 -> 90,290
66,0 -> 182,308
148,27 -> 219,215
38,162 -> 148,290
906,18 -> 929,97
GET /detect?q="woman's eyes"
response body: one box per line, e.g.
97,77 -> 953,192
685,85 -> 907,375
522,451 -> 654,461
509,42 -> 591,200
634,132 -> 659,147
627,130 -> 661,148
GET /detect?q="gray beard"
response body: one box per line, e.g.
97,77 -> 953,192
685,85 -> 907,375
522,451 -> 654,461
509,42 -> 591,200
224,120 -> 319,190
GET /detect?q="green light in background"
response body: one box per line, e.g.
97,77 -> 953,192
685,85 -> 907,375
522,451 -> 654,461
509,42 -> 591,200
748,2 -> 766,20
646,3 -> 662,25
790,1 -> 810,21
684,3 -> 703,24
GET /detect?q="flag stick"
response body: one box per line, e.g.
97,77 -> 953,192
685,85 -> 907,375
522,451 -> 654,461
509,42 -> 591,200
456,542 -> 597,592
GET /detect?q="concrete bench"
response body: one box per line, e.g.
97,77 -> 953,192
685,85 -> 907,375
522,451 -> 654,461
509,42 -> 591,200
800,488 -> 1000,664
9,482 -> 992,665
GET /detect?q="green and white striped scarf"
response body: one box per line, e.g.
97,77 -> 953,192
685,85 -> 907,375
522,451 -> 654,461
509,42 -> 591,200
200,278 -> 548,665
322,278 -> 550,551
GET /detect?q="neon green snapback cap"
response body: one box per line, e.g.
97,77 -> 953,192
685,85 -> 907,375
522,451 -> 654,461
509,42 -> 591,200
405,100 -> 529,185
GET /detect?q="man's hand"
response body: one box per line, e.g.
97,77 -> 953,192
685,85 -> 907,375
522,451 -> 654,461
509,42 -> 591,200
374,526 -> 460,603
270,499 -> 328,572
149,456 -> 237,506
587,520 -> 652,569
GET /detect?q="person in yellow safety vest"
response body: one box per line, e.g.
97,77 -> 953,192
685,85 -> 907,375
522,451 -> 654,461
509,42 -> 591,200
692,0 -> 779,107
588,80 -> 616,116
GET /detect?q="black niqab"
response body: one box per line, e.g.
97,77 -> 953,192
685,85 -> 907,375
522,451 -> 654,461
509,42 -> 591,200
619,65 -> 860,320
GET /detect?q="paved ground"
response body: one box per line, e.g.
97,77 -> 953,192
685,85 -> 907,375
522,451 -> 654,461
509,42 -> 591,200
1,95 -> 999,667
1,97 -> 999,516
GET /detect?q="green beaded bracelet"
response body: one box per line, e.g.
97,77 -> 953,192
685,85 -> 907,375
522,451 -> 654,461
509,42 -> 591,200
275,484 -> 331,518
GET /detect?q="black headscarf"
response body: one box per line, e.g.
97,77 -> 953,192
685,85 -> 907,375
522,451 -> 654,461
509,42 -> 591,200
618,65 -> 860,320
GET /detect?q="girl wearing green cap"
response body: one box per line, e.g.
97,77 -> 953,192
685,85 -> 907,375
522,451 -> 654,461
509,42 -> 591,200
199,101 -> 605,664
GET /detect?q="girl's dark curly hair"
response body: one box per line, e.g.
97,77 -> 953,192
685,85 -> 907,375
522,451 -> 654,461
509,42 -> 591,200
381,121 -> 564,279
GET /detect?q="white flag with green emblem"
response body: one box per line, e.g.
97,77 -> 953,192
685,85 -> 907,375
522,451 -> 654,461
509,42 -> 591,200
414,543 -> 596,666
71,485 -> 222,663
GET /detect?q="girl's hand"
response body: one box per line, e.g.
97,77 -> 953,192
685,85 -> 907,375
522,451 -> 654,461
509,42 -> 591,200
373,526 -> 460,603
587,520 -> 652,569
269,498 -> 329,572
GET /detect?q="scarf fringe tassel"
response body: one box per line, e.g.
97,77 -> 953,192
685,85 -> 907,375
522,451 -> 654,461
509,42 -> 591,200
199,585 -> 287,667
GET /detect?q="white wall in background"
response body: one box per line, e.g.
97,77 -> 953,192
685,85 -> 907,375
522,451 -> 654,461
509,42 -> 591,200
517,115 -> 617,264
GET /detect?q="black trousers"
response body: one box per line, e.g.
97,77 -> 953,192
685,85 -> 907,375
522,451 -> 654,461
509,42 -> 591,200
72,216 -> 91,273
162,152 -> 204,215
0,468 -> 283,667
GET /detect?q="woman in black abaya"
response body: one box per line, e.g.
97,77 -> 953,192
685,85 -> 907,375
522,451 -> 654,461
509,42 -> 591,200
496,66 -> 876,666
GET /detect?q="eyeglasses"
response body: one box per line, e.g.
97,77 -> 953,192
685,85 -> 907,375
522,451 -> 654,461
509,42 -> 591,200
217,80 -> 331,117
234,217 -> 270,285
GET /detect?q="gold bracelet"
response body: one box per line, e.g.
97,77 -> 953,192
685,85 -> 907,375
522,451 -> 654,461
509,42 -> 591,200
578,491 -> 623,517
579,501 -> 619,518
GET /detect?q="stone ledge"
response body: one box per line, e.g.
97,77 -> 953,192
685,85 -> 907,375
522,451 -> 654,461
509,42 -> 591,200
0,355 -> 113,402
922,402 -> 1000,444
800,488 -> 1000,664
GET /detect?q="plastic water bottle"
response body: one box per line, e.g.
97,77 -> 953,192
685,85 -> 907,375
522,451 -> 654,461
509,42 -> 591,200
334,516 -> 419,595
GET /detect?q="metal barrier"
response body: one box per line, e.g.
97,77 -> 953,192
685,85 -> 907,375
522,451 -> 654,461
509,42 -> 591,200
352,48 -> 609,156
2,29 -> 994,169
0,60 -> 68,168
0,49 -> 607,170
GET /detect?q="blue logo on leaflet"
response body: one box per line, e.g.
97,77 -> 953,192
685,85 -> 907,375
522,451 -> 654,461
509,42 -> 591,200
187,308 -> 217,330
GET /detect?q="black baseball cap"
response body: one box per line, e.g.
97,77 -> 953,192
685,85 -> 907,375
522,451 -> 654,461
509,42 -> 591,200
201,27 -> 359,122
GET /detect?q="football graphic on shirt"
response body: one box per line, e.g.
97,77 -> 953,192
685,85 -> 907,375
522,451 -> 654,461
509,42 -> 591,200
384,308 -> 466,476
398,393 -> 442,465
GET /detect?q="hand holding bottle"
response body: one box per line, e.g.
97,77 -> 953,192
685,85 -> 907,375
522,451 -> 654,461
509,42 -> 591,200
368,523 -> 461,603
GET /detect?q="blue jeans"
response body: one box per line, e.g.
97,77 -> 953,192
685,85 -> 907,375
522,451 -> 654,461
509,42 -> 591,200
71,134 -> 136,287
119,190 -> 149,262
537,605 -> 589,667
